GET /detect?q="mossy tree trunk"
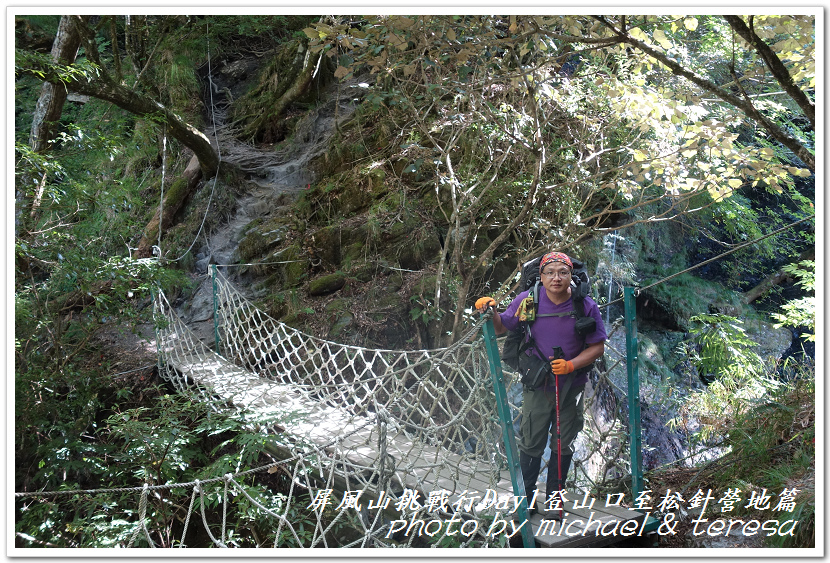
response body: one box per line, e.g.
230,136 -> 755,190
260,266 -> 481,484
29,15 -> 89,154
135,155 -> 203,258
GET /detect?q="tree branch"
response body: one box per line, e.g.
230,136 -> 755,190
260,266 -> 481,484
723,15 -> 815,128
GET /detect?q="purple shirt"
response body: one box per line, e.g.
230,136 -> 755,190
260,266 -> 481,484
500,288 -> 607,389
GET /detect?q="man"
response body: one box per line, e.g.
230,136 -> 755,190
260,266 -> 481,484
476,252 -> 607,515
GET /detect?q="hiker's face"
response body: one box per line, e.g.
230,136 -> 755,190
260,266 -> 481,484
541,266 -> 571,298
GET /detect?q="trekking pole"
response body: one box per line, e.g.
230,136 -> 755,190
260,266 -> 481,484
553,346 -> 564,520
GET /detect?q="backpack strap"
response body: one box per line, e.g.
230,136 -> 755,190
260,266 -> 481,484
537,311 -> 577,318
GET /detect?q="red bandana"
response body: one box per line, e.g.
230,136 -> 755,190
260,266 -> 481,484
540,252 -> 572,272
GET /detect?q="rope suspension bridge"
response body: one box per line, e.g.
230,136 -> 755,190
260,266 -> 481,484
16,267 -> 657,549
14,15 -> 812,548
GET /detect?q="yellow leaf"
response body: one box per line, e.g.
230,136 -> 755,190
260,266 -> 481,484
788,166 -> 812,177
653,29 -> 672,50
303,27 -> 319,40
684,17 -> 699,31
629,27 -> 648,41
727,178 -> 742,188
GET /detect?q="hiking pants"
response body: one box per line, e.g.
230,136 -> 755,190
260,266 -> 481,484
518,381 -> 585,458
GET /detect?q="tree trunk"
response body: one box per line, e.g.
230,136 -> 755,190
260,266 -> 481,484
243,47 -> 321,139
79,77 -> 220,177
135,155 -> 203,258
25,15 -> 89,233
742,246 -> 815,304
29,15 -> 89,153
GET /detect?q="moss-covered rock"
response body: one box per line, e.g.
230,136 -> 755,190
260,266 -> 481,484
352,263 -> 379,283
238,229 -> 269,263
329,312 -> 354,340
367,292 -> 407,322
395,226 -> 442,271
309,272 -> 346,296
311,225 -> 343,266
261,291 -> 290,319
366,167 -> 388,198
342,241 -> 366,267
258,244 -> 307,287
299,174 -> 376,224
325,298 -> 354,339
282,245 -> 306,286
383,270 -> 405,292
238,216 -> 294,264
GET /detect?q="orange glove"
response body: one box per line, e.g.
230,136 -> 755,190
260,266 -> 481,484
475,297 -> 496,312
550,359 -> 574,375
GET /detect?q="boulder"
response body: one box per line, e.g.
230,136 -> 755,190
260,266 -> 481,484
309,272 -> 346,296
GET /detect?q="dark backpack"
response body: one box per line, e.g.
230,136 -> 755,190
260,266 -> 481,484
501,255 -> 596,375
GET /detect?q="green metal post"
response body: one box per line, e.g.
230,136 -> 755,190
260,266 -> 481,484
481,317 -> 535,549
211,265 -> 221,354
624,287 -> 644,497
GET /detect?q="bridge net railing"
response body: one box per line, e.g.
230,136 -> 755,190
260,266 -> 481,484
146,270 -> 524,547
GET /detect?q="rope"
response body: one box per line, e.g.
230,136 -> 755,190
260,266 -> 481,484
166,20 -> 221,264
158,125 -> 167,256
178,484 -> 198,547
